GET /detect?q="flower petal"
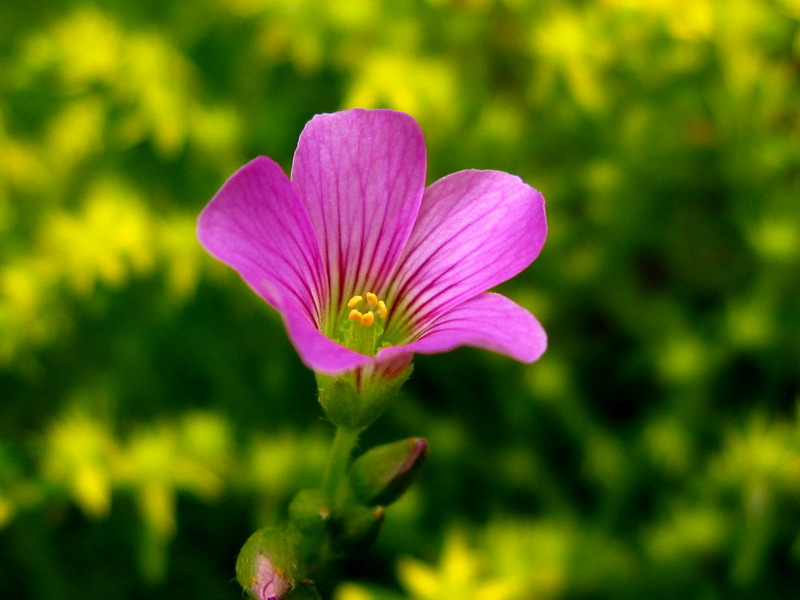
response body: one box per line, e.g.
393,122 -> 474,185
291,109 -> 427,318
385,170 -> 545,340
378,292 -> 547,364
197,156 -> 327,324
279,302 -> 376,374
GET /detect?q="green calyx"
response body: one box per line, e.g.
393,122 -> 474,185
316,363 -> 412,431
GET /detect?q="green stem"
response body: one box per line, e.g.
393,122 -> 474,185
321,427 -> 360,502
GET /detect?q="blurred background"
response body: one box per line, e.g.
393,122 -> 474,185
1,0 -> 799,598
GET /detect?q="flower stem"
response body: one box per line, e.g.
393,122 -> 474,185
321,427 -> 360,502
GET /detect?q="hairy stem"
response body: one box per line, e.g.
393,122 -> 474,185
321,427 -> 360,502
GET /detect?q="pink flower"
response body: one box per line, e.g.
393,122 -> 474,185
198,109 -> 547,376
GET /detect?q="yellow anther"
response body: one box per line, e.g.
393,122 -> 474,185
347,295 -> 363,308
360,311 -> 375,327
378,300 -> 388,320
349,309 -> 364,322
366,292 -> 378,308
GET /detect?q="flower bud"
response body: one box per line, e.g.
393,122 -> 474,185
236,527 -> 298,600
287,489 -> 332,566
348,438 -> 428,506
331,504 -> 385,553
288,489 -> 330,536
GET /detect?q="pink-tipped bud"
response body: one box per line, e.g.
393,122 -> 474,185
236,528 -> 297,600
348,438 -> 428,506
253,554 -> 292,600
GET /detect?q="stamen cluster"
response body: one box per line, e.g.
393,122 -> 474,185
340,292 -> 388,355
347,292 -> 388,328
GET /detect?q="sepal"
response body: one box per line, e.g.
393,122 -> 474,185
317,377 -> 363,431
316,364 -> 412,431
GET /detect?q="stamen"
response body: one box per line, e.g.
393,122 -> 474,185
340,291 -> 389,353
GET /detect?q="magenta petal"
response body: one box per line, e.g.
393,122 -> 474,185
378,292 -> 547,364
197,157 -> 327,324
280,302 -> 375,375
385,169 -> 546,339
291,109 -> 427,313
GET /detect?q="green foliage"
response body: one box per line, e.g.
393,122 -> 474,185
1,0 -> 799,598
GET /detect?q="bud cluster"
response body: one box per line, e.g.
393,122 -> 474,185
236,437 -> 428,599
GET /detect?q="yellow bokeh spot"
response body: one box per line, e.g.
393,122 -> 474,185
0,497 -> 16,528
646,505 -> 726,561
139,482 -> 176,537
398,530 -> 522,600
160,216 -> 204,300
534,9 -> 607,112
1,266 -> 42,319
604,0 -> 713,40
748,217 -> 799,262
344,53 -> 458,130
644,418 -> 692,476
22,9 -> 123,89
41,180 -> 154,293
41,411 -> 115,518
656,333 -> 708,385
47,97 -> 105,173
74,464 -> 112,518
726,294 -> 774,350
334,582 -> 374,600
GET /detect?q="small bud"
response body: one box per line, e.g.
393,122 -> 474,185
236,528 -> 298,600
288,489 -> 330,536
288,489 -> 332,566
331,504 -> 385,553
349,438 -> 428,506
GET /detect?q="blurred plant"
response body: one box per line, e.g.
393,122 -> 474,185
335,518 -> 633,600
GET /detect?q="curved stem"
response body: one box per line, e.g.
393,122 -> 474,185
321,427 -> 360,502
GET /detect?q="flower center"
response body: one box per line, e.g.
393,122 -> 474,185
340,291 -> 388,355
